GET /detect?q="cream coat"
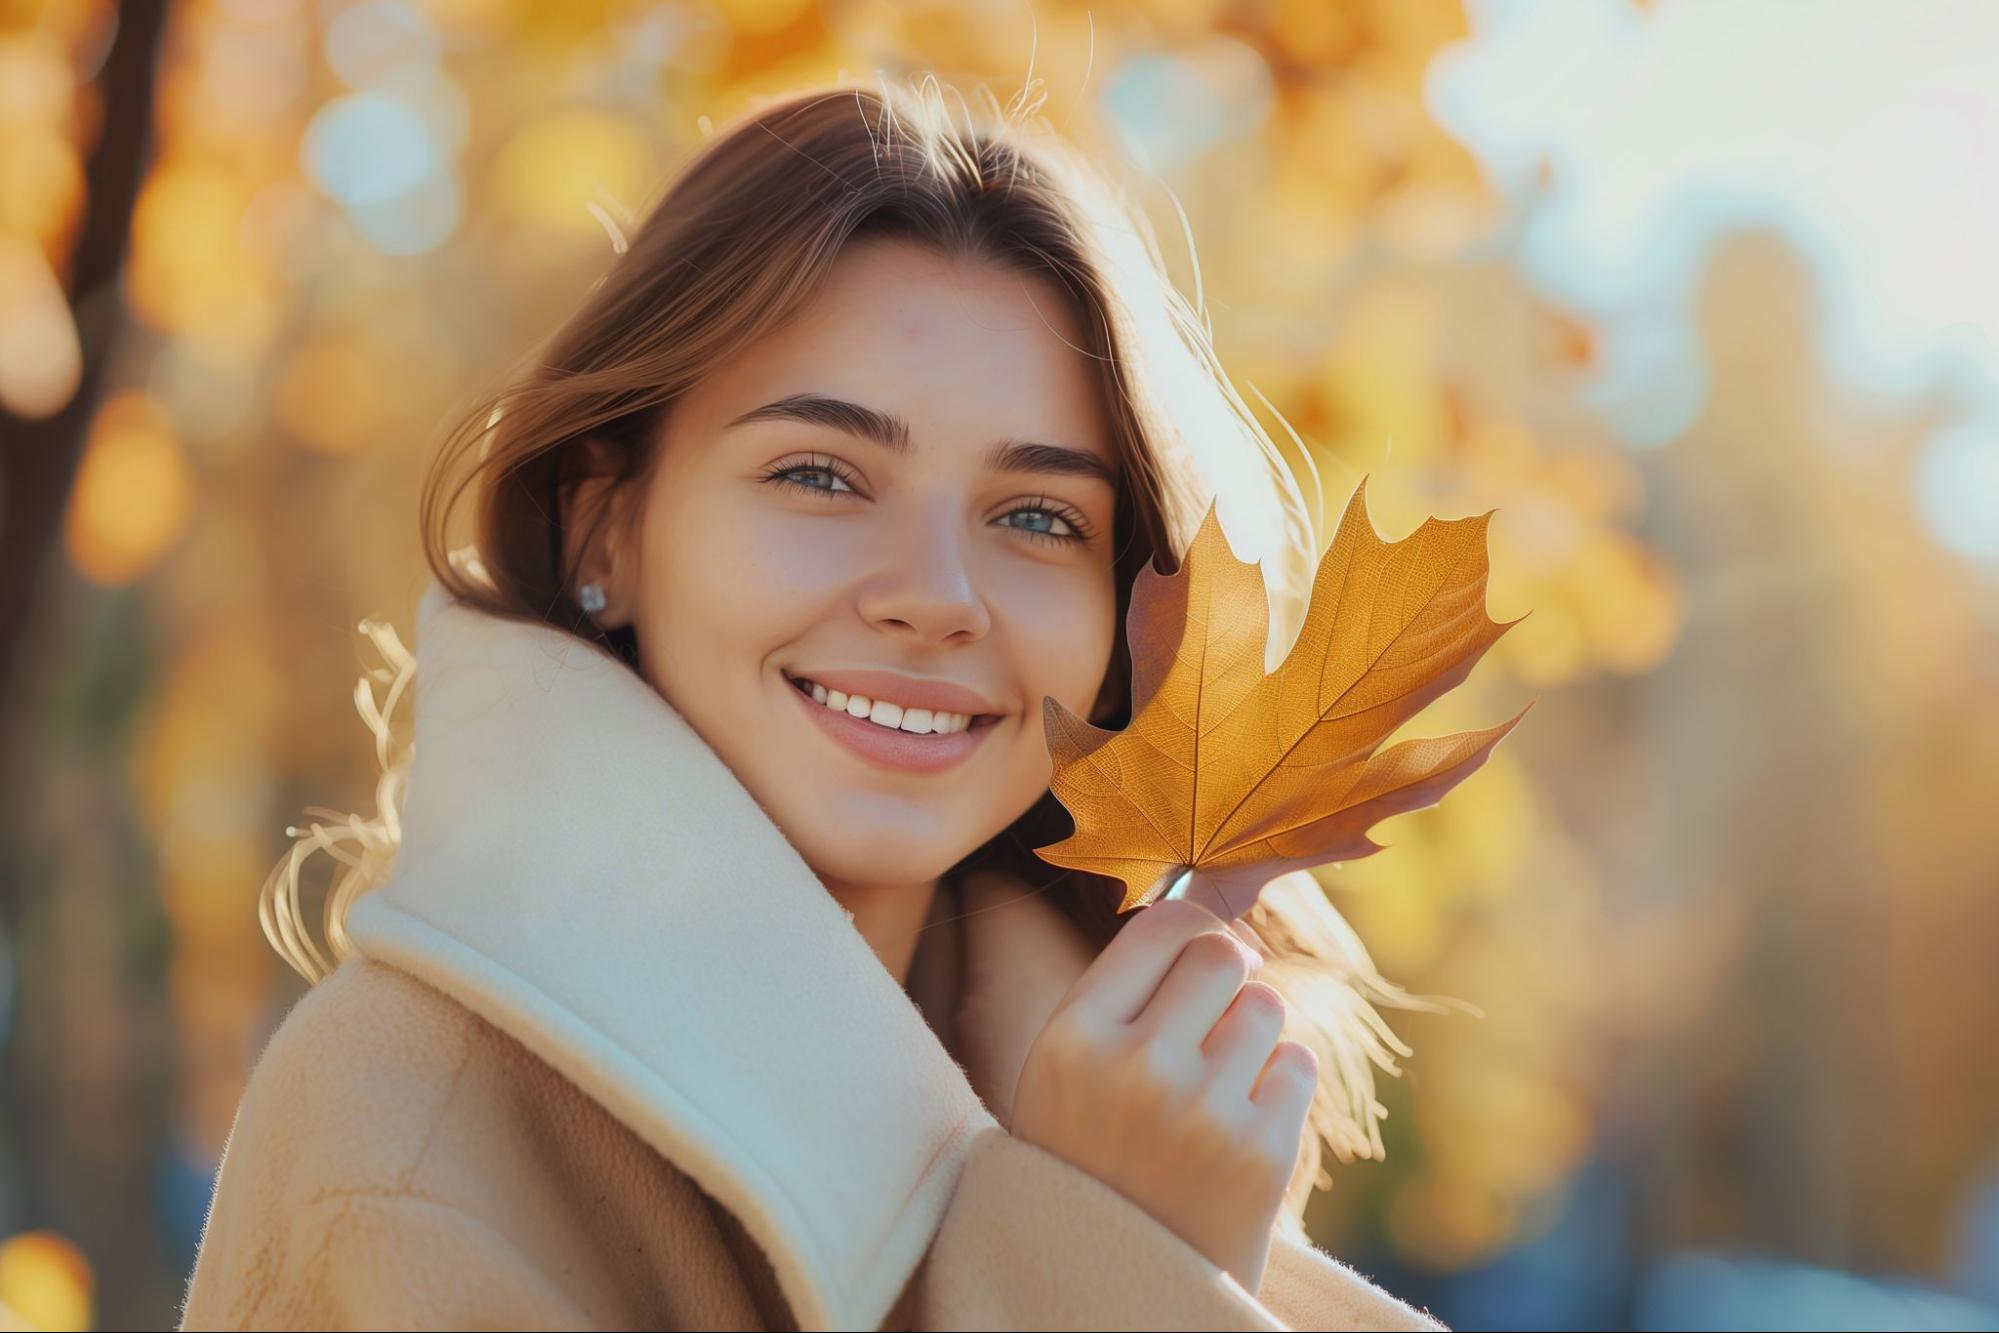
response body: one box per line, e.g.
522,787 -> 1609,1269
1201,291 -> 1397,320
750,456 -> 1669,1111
177,580 -> 1448,1331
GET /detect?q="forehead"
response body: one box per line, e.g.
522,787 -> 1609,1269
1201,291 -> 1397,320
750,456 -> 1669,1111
692,238 -> 1115,468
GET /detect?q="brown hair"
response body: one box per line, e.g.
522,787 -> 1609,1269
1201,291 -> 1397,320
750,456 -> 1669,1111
266,79 -> 1450,1203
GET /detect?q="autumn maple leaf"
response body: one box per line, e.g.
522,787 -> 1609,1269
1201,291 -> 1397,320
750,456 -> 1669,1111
1035,476 -> 1534,919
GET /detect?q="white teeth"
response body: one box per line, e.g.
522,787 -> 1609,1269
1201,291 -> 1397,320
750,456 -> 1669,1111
791,675 -> 979,734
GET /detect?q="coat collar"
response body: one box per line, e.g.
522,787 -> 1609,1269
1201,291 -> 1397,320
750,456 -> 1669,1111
344,580 -> 1089,1331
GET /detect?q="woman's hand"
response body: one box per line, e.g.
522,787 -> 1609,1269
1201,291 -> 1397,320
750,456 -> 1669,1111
1007,897 -> 1317,1296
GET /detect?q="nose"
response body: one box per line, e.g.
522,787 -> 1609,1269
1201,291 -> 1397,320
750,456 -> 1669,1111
855,505 -> 993,645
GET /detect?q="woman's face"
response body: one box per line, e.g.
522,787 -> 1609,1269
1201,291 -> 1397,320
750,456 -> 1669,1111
590,237 -> 1122,889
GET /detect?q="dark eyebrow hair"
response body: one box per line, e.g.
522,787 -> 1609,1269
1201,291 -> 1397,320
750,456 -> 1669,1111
726,392 -> 1119,489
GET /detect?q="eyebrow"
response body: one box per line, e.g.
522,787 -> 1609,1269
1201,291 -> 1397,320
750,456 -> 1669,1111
726,392 -> 1119,489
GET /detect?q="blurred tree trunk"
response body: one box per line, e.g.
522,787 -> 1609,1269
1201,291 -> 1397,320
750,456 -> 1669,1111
0,0 -> 167,801
0,4 -> 172,1326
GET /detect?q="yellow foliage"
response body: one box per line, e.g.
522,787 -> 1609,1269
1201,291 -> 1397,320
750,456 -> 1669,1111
63,391 -> 196,585
0,1232 -> 90,1333
493,109 -> 655,231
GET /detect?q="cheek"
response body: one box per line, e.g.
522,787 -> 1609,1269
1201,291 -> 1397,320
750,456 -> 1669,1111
995,563 -> 1120,717
636,494 -> 843,687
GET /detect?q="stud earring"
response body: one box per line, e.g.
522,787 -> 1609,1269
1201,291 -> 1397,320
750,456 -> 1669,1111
578,582 -> 607,615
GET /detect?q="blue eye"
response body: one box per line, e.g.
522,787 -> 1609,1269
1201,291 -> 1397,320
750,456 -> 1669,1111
997,504 -> 1087,546
761,456 -> 859,497
759,458 -> 1092,547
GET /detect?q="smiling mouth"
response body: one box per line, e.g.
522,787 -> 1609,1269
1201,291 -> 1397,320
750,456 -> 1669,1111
782,671 -> 1003,735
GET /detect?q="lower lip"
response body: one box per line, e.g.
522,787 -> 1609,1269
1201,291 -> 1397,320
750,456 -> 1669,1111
785,676 -> 1000,776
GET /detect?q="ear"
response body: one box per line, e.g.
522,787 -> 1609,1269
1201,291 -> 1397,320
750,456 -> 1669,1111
561,439 -> 642,631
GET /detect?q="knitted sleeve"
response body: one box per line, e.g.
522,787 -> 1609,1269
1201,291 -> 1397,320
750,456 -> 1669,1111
179,1188 -> 593,1331
901,1125 -> 1449,1331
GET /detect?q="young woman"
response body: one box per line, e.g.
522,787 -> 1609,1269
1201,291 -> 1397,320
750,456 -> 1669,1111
177,84 -> 1448,1331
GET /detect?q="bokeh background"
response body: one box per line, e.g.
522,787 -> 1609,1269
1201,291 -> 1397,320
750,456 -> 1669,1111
3,0 -> 1997,1328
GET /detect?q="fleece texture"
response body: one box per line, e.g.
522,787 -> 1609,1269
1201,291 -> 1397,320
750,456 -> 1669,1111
177,579 -> 1448,1332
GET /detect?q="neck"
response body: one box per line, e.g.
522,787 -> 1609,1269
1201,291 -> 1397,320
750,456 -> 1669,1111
818,874 -> 941,987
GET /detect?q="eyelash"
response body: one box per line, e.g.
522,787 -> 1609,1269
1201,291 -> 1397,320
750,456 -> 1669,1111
758,454 -> 1095,547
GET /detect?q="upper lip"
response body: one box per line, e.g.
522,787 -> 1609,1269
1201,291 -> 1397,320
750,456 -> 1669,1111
784,667 -> 1004,718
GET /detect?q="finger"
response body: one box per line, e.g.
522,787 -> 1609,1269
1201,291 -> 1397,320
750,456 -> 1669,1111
1251,1040 -> 1320,1117
1129,929 -> 1262,1049
1226,916 -> 1269,963
1070,899 -> 1260,1029
1199,981 -> 1286,1105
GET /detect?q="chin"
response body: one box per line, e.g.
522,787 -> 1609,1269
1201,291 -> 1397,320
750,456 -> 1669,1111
799,835 -> 964,890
